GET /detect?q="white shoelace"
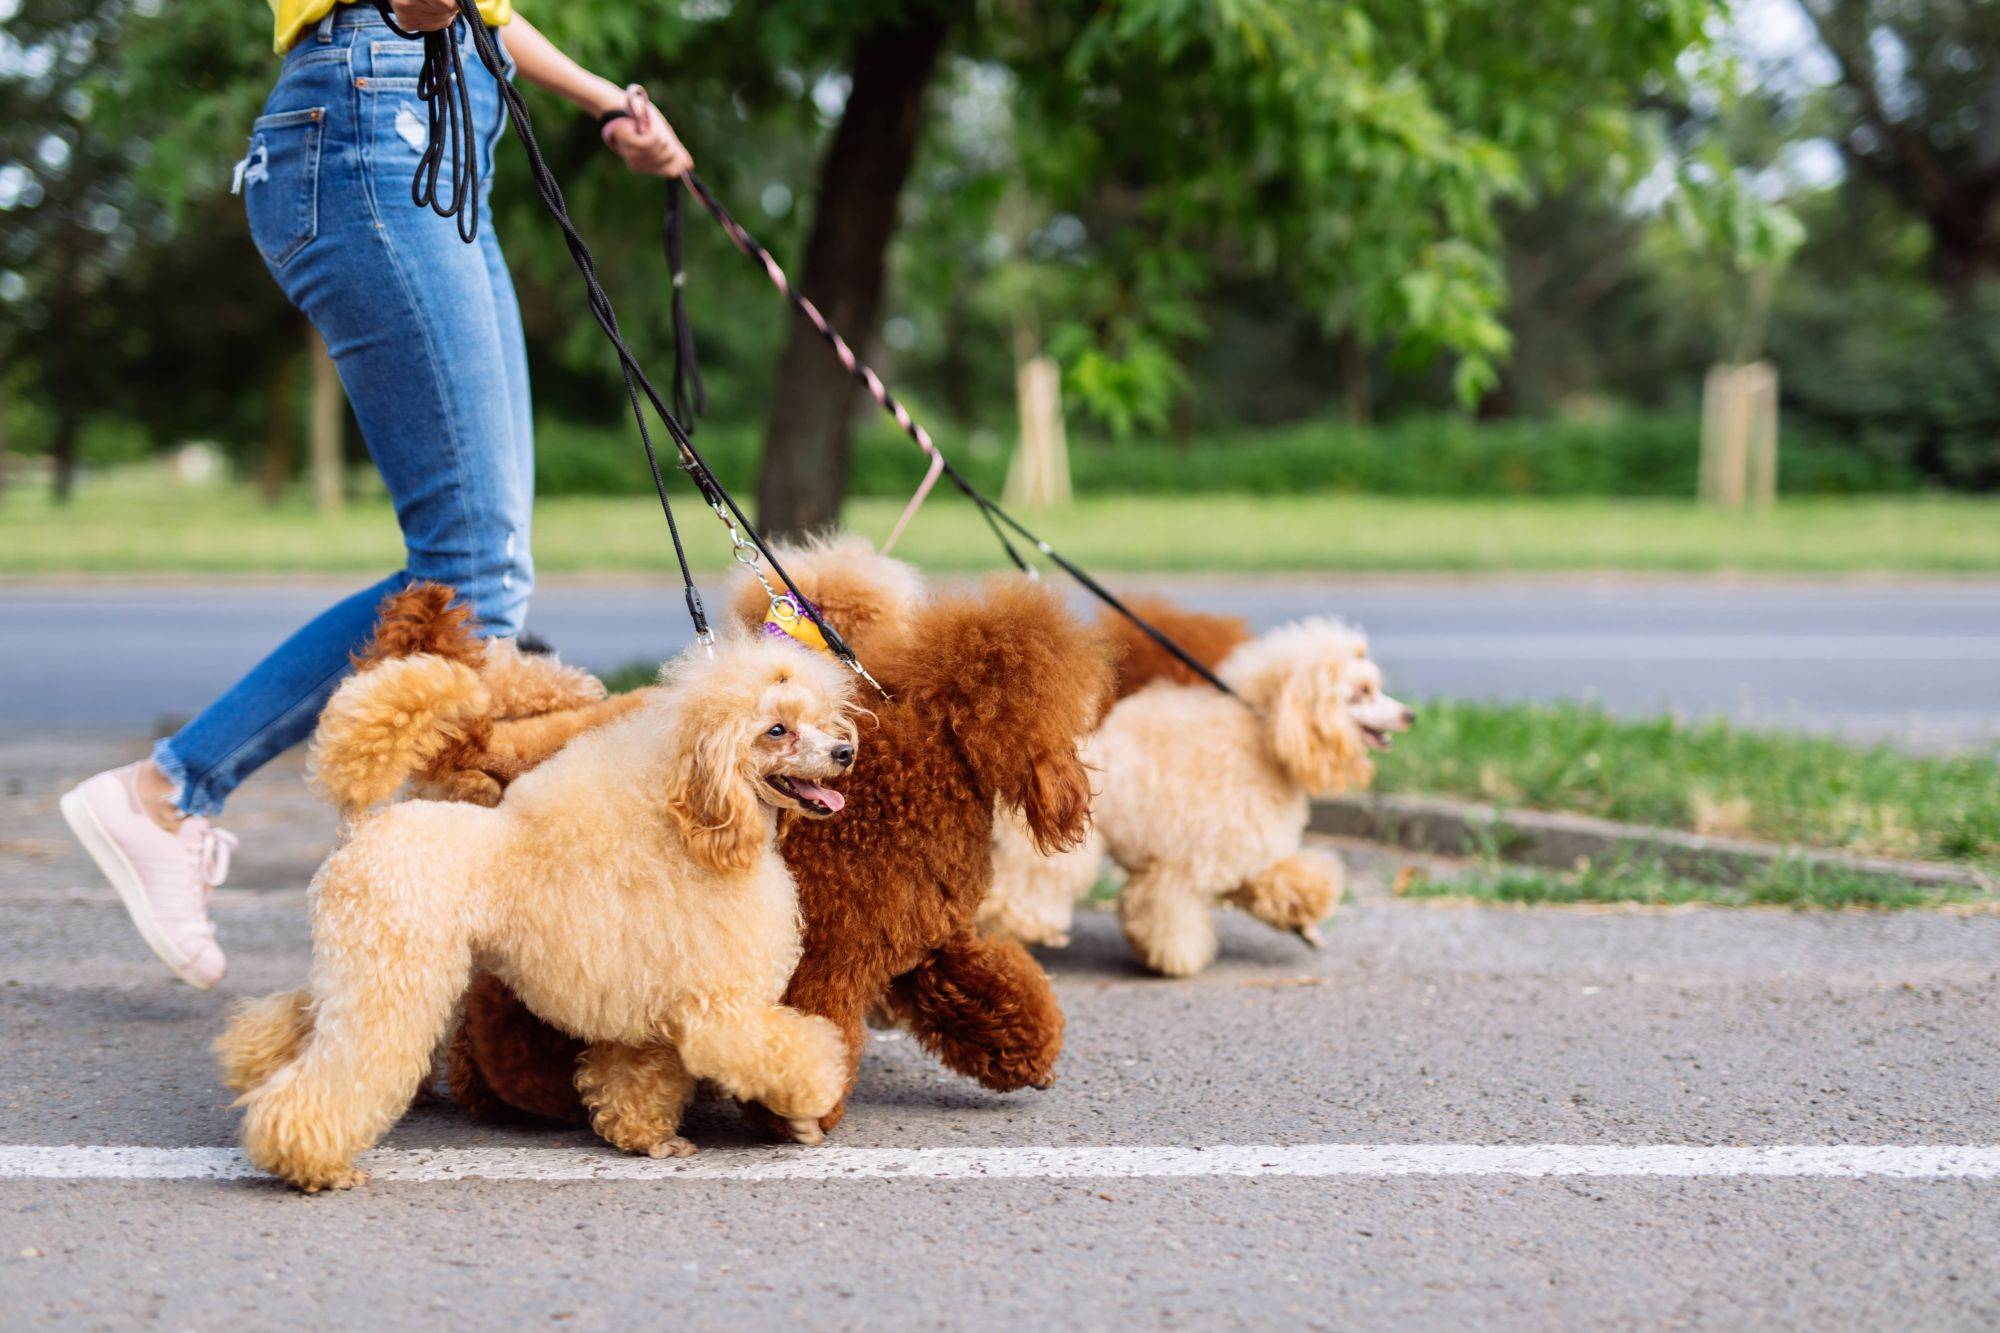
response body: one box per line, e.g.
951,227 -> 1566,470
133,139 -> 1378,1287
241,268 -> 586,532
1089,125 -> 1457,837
189,825 -> 239,892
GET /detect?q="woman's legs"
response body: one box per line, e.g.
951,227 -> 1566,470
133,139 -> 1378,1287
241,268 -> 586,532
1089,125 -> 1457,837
157,12 -> 531,819
66,10 -> 533,987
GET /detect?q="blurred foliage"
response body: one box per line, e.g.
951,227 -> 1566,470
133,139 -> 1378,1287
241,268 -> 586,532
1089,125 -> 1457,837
526,408 -> 1909,499
4,0 -> 1996,501
2,0 -> 1718,490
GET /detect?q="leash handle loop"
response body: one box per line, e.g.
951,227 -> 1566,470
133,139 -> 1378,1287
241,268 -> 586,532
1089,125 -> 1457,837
370,0 -> 479,243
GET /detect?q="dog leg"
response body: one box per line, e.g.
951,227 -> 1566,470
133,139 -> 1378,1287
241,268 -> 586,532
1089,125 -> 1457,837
1226,850 -> 1344,946
1116,862 -> 1220,977
676,1002 -> 847,1146
887,931 -> 1065,1091
980,813 -> 1101,949
236,905 -> 472,1192
575,1042 -> 697,1158
214,988 -> 314,1095
449,972 -> 589,1124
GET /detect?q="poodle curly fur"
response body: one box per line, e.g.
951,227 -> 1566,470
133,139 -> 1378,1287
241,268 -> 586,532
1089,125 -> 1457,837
981,614 -> 1412,975
310,582 -> 642,816
215,637 -> 860,1190
318,537 -> 1112,1138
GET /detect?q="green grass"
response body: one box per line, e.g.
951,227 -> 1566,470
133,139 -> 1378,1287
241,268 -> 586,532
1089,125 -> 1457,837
8,470 -> 2000,574
1402,855 -> 1984,911
1377,699 -> 2000,873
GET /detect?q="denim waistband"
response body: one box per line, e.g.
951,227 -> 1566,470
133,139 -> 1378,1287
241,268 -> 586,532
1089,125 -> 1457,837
290,5 -> 510,72
319,3 -> 391,37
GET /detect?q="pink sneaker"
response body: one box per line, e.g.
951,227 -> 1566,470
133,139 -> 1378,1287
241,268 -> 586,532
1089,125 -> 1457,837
59,762 -> 234,989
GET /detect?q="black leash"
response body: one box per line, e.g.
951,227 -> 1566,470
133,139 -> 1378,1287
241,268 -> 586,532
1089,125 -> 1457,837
371,0 -> 880,694
663,186 -> 706,430
372,1 -> 480,243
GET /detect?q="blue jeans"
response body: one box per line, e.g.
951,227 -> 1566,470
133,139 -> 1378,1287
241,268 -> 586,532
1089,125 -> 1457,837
156,6 -> 533,817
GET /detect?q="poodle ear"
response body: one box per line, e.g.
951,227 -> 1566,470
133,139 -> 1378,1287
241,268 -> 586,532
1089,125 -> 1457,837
1018,742 -> 1095,855
662,713 -> 765,876
891,577 -> 1115,844
1265,668 -> 1368,796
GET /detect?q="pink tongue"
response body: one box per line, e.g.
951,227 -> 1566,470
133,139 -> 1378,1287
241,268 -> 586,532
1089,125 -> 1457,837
791,780 -> 845,812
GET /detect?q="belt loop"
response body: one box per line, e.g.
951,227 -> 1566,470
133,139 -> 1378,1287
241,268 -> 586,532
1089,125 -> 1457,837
315,8 -> 337,42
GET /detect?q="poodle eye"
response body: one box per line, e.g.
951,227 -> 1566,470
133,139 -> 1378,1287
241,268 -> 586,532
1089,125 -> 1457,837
766,723 -> 788,738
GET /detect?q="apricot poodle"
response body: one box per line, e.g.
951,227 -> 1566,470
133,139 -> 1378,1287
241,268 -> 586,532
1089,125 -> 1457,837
982,615 -> 1413,975
214,637 -> 859,1190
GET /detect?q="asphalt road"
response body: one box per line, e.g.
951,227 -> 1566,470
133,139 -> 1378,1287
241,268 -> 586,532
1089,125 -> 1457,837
2,737 -> 1998,1328
4,576 -> 1999,750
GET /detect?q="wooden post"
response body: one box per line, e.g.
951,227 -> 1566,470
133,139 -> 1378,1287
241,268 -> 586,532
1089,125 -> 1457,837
1745,362 -> 1778,510
308,328 -> 344,515
1699,361 -> 1779,510
1005,352 -> 1071,509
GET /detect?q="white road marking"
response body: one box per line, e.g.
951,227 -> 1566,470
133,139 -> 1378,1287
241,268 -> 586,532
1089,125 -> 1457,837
2,1144 -> 1998,1183
1378,634 -> 2000,662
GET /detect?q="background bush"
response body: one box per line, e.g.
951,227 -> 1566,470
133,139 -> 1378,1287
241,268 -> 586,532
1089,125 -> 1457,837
529,409 -> 1920,499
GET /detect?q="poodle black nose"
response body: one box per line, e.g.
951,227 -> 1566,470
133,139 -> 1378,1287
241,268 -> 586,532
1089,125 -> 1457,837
832,743 -> 855,767
1402,708 -> 1417,728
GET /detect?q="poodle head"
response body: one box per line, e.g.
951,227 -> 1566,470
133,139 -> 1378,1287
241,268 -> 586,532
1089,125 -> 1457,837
726,533 -> 924,663
889,576 -> 1117,855
657,636 -> 861,874
1220,618 -> 1413,797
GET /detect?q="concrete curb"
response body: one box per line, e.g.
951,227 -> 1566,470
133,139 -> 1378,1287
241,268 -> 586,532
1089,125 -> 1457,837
1310,793 -> 1996,894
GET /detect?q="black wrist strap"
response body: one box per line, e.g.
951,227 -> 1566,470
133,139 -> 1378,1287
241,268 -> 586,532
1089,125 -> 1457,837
596,107 -> 633,130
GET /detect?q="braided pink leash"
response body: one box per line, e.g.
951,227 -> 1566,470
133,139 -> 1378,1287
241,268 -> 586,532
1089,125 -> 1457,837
679,172 -> 945,554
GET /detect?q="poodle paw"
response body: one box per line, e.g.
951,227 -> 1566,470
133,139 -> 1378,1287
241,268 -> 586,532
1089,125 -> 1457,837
645,1136 -> 697,1160
592,1115 -> 691,1160
1137,940 -> 1211,978
296,1165 -> 369,1194
783,1117 -> 825,1147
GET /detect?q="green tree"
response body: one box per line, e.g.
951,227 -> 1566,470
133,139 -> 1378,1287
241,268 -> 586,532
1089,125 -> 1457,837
747,0 -> 1718,531
7,0 -> 1725,528
1796,0 -> 2000,293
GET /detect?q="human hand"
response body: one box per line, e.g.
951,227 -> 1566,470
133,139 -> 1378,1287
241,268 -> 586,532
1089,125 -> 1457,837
603,86 -> 694,179
388,0 -> 459,33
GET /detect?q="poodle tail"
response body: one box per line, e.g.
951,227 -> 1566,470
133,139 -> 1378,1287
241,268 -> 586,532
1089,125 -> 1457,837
352,581 -> 486,671
215,987 -> 315,1095
309,654 -> 492,816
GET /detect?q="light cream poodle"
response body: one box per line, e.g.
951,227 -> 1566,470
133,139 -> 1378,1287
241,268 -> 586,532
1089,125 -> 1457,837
981,618 -> 1412,975
214,637 -> 860,1191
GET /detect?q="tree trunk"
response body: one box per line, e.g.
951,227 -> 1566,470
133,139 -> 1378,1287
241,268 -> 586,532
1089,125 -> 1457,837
1927,197 -> 2000,296
258,352 -> 299,504
1337,332 -> 1373,425
756,10 -> 951,537
51,408 -> 79,504
308,328 -> 344,514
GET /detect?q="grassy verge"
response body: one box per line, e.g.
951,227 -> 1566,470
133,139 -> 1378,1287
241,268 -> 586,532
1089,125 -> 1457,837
1398,856 -> 1984,911
6,472 -> 2000,574
1377,699 -> 1999,874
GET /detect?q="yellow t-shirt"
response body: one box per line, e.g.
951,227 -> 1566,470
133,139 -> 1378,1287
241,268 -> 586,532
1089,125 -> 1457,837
270,0 -> 514,54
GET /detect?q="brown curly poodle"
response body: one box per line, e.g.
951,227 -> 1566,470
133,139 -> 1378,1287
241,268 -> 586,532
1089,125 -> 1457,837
327,542 -> 1113,1137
